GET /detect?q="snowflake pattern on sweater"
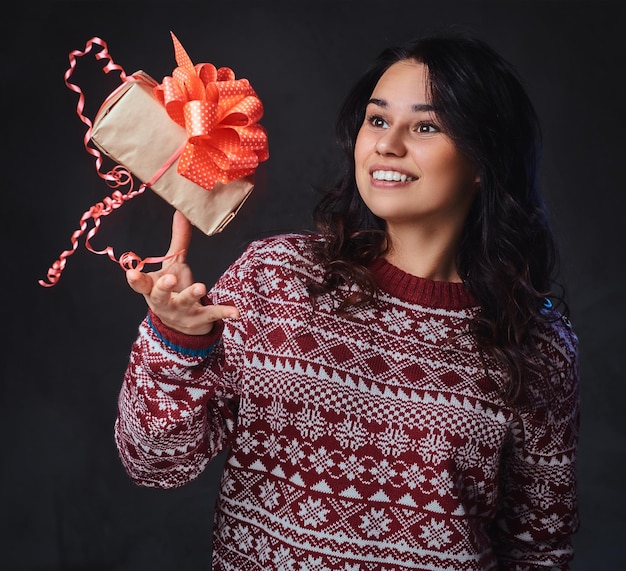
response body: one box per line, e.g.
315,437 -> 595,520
115,234 -> 579,571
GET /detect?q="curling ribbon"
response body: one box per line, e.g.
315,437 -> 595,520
63,37 -> 130,186
39,37 -> 157,287
154,32 -> 269,189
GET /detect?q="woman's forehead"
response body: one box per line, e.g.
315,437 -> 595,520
370,61 -> 432,108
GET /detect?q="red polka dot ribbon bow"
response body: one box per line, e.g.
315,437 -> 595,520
156,32 -> 269,189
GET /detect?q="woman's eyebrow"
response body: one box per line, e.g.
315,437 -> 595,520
367,98 -> 437,113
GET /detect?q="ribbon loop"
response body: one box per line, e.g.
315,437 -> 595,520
154,32 -> 269,191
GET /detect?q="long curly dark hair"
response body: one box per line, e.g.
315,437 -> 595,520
309,34 -> 567,402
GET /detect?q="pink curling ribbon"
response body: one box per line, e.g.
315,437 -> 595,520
39,37 -> 165,287
62,37 -> 132,187
154,32 -> 269,189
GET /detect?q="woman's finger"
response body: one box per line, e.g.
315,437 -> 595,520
175,282 -> 208,309
150,273 -> 178,306
126,268 -> 154,295
205,304 -> 241,322
164,210 -> 193,265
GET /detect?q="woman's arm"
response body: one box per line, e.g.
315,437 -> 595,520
491,320 -> 580,570
115,211 -> 242,488
114,311 -> 239,489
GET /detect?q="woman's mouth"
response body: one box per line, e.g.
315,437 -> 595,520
371,169 -> 417,182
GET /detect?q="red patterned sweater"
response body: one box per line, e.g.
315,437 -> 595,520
115,234 -> 579,571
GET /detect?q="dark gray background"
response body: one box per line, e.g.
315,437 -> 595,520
3,1 -> 625,569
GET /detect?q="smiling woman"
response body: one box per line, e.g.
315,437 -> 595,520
354,60 -> 479,282
313,36 -> 563,403
116,34 -> 579,571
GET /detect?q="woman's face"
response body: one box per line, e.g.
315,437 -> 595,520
354,60 -> 478,236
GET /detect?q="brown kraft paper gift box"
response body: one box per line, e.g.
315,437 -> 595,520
90,71 -> 254,236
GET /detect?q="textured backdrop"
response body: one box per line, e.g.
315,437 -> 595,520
3,1 -> 625,569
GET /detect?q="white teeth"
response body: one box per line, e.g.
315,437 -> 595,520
372,170 -> 416,182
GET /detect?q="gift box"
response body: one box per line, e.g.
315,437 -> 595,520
90,70 -> 255,236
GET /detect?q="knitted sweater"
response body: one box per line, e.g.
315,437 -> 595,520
115,234 -> 579,571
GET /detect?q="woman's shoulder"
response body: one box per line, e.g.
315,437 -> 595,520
247,232 -> 322,252
525,304 -> 579,408
232,233 -> 324,275
534,304 -> 579,363
241,233 -> 323,263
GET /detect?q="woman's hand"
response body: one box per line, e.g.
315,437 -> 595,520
126,210 -> 240,335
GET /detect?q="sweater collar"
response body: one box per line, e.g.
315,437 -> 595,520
369,257 -> 478,310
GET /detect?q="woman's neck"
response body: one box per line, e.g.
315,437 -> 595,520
384,223 -> 463,283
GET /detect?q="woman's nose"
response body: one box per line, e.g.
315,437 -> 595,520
375,127 -> 407,156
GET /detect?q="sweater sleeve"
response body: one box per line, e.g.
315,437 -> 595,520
114,239 -> 270,489
491,319 -> 580,570
114,310 -> 240,489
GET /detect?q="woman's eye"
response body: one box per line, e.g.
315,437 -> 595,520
367,115 -> 388,128
417,123 -> 439,133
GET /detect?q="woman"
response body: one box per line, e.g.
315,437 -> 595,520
117,34 -> 579,570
